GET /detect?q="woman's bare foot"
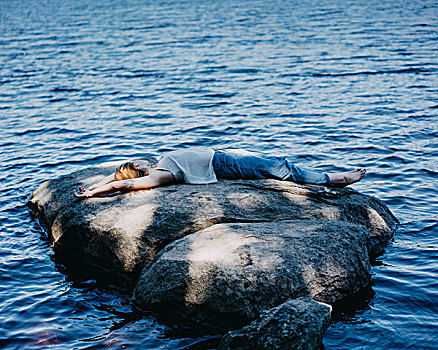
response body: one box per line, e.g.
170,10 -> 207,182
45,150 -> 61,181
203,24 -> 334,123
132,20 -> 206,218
328,168 -> 366,186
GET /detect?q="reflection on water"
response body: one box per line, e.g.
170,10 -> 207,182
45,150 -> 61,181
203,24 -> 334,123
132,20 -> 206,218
0,0 -> 437,348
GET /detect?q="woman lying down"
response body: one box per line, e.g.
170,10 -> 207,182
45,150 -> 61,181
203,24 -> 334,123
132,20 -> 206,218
74,148 -> 366,199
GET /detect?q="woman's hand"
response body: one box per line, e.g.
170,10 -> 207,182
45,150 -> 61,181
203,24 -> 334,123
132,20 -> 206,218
74,186 -> 93,199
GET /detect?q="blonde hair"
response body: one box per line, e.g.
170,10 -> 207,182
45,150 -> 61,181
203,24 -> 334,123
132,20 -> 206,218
115,162 -> 147,181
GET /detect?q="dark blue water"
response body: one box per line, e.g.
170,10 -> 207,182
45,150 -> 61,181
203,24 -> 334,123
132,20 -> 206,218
1,0 -> 437,348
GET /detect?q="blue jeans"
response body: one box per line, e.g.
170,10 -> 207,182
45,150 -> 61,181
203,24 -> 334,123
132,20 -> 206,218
212,149 -> 330,185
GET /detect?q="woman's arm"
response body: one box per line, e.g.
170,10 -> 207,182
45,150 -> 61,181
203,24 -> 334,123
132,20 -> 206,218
74,171 -> 175,198
88,173 -> 116,191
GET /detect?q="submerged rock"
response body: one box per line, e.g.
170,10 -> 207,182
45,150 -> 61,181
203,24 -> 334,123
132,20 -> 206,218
218,297 -> 332,350
28,163 -> 397,343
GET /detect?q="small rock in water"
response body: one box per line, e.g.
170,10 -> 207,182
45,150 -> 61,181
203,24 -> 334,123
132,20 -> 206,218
218,297 -> 331,350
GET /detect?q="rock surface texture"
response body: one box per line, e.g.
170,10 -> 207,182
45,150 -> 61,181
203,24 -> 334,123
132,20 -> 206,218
133,219 -> 370,329
29,163 -> 397,349
218,297 -> 332,350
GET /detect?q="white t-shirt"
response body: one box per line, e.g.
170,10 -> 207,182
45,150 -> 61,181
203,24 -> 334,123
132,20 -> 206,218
156,148 -> 217,184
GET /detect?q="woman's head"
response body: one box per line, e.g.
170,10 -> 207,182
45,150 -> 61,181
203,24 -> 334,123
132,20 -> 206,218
115,157 -> 158,181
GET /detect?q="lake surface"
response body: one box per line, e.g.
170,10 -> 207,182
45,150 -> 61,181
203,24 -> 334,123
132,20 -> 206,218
0,0 -> 437,348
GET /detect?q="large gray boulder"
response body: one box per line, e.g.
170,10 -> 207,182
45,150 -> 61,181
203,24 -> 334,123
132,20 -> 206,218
133,219 -> 371,329
28,163 -> 397,344
28,163 -> 396,282
218,297 -> 332,350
